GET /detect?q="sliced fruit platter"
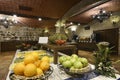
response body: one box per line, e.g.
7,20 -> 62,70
58,54 -> 92,76
9,50 -> 53,80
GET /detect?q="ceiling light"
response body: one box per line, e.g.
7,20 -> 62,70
92,9 -> 112,23
70,22 -> 73,25
70,25 -> 77,31
78,23 -> 80,26
13,14 -> 17,18
0,16 -> 18,28
38,18 -> 42,21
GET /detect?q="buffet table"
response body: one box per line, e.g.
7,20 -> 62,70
6,50 -> 120,80
41,44 -> 76,64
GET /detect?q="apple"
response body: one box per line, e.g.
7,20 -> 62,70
62,60 -> 72,68
70,58 -> 76,65
71,54 -> 78,59
59,56 -> 67,64
77,57 -> 83,62
80,58 -> 88,67
66,56 -> 71,60
73,61 -> 83,69
70,66 -> 75,71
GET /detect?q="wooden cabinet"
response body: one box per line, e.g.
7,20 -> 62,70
77,42 -> 97,51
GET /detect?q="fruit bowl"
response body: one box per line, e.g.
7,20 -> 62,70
58,54 -> 92,77
57,64 -> 91,77
55,40 -> 66,45
9,66 -> 53,80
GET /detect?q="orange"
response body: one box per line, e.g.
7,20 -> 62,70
34,60 -> 41,67
31,52 -> 39,61
24,55 -> 35,65
40,61 -> 50,71
13,62 -> 25,75
41,56 -> 50,63
24,63 -> 37,77
36,68 -> 44,76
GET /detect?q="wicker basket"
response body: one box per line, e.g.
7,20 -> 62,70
58,64 -> 91,77
9,66 -> 53,80
69,64 -> 91,74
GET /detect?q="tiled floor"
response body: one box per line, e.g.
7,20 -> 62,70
0,50 -> 120,80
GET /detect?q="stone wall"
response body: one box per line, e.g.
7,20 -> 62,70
0,25 -> 55,41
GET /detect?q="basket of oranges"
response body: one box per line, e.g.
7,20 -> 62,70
9,51 -> 53,80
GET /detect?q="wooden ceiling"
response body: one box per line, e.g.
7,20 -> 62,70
0,0 -> 120,28
0,0 -> 81,28
69,0 -> 120,24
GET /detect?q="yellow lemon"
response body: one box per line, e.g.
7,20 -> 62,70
14,62 -> 25,75
24,63 -> 37,77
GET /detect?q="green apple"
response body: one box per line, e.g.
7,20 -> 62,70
59,56 -> 67,64
66,56 -> 71,60
70,66 -> 75,71
77,57 -> 83,62
80,58 -> 88,67
71,54 -> 78,59
70,58 -> 76,65
62,60 -> 72,68
73,61 -> 83,69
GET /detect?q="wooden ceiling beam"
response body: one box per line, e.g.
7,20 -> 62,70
0,10 -> 58,21
71,0 -> 112,17
62,0 -> 111,21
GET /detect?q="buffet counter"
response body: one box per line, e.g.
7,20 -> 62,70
0,40 -> 37,52
6,50 -> 120,80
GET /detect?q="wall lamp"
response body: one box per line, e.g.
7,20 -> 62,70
110,15 -> 120,25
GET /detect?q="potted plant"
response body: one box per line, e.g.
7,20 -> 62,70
94,42 -> 116,78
